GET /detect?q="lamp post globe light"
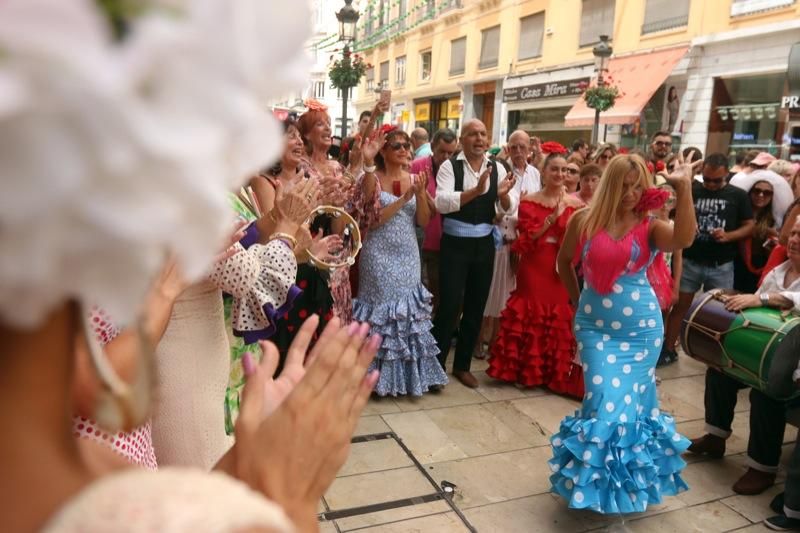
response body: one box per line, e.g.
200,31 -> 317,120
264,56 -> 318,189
591,35 -> 613,145
336,0 -> 360,139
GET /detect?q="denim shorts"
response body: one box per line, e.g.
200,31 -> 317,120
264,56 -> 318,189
680,258 -> 734,293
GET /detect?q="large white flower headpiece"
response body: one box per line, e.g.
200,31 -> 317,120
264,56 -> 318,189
0,0 -> 311,328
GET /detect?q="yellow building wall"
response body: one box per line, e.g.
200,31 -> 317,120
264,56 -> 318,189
352,0 -> 800,111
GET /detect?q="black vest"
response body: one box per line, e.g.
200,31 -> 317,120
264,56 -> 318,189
442,157 -> 498,225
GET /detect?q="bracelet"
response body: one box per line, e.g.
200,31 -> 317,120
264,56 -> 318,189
343,170 -> 356,184
363,164 -> 377,173
269,232 -> 297,250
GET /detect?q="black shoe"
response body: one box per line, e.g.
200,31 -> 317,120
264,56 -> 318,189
657,348 -> 677,368
772,493 -> 786,515
765,514 -> 800,531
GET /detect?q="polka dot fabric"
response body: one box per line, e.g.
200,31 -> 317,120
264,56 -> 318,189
549,219 -> 690,514
72,308 -> 158,470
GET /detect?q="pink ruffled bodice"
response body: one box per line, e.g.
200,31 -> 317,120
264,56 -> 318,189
576,218 -> 654,295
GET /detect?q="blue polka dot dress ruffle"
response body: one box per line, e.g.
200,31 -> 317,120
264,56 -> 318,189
548,223 -> 690,514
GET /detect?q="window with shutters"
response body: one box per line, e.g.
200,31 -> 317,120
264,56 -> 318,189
642,0 -> 689,34
479,26 -> 501,70
313,81 -> 325,99
378,0 -> 388,26
449,37 -> 466,76
730,0 -> 795,16
420,50 -> 432,81
380,61 -> 389,89
395,56 -> 406,87
397,0 -> 407,31
366,68 -> 375,91
336,87 -> 354,100
518,13 -> 545,60
579,0 -> 615,48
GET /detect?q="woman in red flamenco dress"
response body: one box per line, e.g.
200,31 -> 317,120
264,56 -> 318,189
487,152 -> 585,398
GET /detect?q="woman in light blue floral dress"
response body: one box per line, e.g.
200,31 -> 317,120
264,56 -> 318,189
353,127 -> 448,396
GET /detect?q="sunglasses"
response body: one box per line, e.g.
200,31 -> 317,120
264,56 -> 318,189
389,141 -> 411,151
751,188 -> 773,197
599,154 -> 612,160
703,177 -> 724,185
654,141 -> 672,147
566,168 -> 580,175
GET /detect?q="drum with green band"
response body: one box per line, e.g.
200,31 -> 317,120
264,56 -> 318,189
681,290 -> 800,401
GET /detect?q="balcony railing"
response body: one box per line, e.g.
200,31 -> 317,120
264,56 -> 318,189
641,14 -> 689,34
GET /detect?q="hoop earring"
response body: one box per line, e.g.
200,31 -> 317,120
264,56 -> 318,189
80,303 -> 154,432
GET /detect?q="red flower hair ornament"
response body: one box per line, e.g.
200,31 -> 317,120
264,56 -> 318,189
540,141 -> 568,155
379,124 -> 398,135
635,187 -> 670,213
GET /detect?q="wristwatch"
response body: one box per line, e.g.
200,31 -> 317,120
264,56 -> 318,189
760,292 -> 770,306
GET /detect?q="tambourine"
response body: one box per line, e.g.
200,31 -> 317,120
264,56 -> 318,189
305,205 -> 362,271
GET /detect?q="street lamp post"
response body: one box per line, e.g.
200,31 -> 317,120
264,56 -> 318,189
336,0 -> 360,139
591,35 -> 613,145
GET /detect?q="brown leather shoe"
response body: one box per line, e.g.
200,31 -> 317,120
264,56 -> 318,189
733,468 -> 776,495
453,370 -> 479,389
687,434 -> 726,459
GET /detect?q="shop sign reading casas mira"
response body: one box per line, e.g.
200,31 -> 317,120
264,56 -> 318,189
503,77 -> 591,104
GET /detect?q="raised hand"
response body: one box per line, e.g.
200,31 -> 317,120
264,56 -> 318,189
362,130 -> 386,166
666,148 -> 701,189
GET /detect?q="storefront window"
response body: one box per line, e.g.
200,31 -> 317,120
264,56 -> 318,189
508,106 -> 591,146
708,73 -> 791,159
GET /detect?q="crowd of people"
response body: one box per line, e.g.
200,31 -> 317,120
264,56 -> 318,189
6,2 -> 800,529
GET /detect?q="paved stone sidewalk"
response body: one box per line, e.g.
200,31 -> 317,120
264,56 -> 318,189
319,353 -> 797,532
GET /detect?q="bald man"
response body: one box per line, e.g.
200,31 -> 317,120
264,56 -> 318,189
432,119 -> 518,388
411,127 -> 432,159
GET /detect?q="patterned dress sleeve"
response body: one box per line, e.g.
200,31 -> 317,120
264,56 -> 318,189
349,169 -> 381,234
209,240 -> 300,343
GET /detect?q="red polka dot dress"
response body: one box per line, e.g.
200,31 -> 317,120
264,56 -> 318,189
72,308 -> 158,470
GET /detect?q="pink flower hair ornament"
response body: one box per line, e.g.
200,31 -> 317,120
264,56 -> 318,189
304,99 -> 328,112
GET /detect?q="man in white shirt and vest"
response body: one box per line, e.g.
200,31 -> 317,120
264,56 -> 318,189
432,119 -> 517,388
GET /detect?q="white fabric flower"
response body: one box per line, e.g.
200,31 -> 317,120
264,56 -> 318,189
0,0 -> 311,328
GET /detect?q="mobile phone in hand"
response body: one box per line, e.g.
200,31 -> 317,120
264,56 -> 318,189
379,89 -> 392,110
392,180 -> 402,197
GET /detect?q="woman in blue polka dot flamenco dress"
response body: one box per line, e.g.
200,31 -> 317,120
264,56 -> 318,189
549,153 -> 699,515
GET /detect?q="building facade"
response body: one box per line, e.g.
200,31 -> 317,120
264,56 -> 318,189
271,0 -> 360,137
351,0 -> 800,159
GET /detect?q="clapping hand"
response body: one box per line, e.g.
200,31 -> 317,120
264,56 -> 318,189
498,174 -> 517,199
475,165 -> 492,193
233,317 -> 380,530
214,219 -> 249,263
412,171 -> 428,196
274,178 -> 319,237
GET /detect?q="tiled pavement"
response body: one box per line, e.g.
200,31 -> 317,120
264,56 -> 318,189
320,353 -> 798,532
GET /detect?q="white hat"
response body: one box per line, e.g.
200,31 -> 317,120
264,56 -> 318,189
729,170 -> 794,227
